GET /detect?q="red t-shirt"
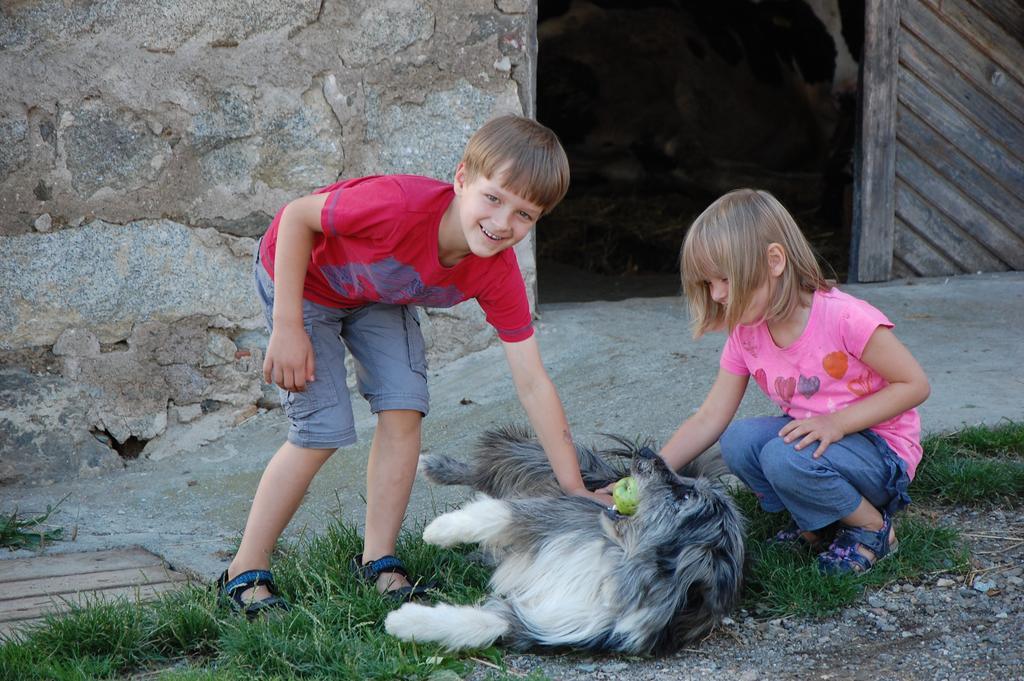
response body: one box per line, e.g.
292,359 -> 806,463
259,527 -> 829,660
259,175 -> 534,342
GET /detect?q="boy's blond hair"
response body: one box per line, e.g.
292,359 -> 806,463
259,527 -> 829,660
461,115 -> 570,214
680,188 -> 832,338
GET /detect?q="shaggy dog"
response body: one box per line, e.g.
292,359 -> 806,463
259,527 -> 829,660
384,425 -> 745,654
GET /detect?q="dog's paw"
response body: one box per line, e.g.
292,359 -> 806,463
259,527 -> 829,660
386,602 -> 510,649
384,603 -> 433,640
423,496 -> 512,547
422,512 -> 470,547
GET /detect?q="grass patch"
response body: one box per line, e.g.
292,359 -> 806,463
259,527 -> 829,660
913,420 -> 1024,504
737,420 -> 1024,617
0,495 -> 67,550
0,520 -> 500,681
3,422 -> 1020,678
737,489 -> 970,618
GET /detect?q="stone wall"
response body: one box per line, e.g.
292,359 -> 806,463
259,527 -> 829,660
0,0 -> 538,484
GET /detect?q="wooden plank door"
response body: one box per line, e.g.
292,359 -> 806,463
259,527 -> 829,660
852,0 -> 1023,282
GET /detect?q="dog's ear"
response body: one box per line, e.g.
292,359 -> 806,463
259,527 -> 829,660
599,510 -> 625,545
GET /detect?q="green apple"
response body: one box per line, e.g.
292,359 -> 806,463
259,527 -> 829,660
612,476 -> 639,515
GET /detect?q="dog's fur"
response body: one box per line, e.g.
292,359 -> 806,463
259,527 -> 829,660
384,425 -> 745,654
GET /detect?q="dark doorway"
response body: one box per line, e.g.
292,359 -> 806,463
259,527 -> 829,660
536,0 -> 864,303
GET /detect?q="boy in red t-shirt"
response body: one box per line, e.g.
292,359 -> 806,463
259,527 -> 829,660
217,115 -> 611,617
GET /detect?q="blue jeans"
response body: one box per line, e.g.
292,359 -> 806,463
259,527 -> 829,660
720,416 -> 911,531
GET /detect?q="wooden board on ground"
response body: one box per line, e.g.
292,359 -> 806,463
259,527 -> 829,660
0,547 -> 190,640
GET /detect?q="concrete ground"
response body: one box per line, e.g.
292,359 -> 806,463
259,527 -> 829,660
2,271 -> 1022,582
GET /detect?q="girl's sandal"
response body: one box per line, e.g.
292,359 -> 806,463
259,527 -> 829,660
769,520 -> 825,551
351,554 -> 437,602
215,569 -> 291,620
817,513 -> 898,575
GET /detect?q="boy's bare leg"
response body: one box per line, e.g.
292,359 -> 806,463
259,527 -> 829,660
362,409 -> 423,593
227,441 -> 334,602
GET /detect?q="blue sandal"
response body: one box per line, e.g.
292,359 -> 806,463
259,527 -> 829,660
215,569 -> 291,619
770,520 -> 824,550
770,520 -> 819,548
351,554 -> 436,602
817,513 -> 898,575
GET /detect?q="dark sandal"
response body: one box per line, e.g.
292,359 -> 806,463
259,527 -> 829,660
770,520 -> 825,550
817,513 -> 898,575
350,554 -> 436,602
215,569 -> 291,620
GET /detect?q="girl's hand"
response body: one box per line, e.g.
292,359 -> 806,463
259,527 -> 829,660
779,414 -> 845,458
594,480 -> 618,496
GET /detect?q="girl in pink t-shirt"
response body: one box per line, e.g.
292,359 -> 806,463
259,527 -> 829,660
660,188 -> 930,575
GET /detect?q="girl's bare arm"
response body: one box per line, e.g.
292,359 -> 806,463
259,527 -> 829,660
659,368 -> 749,471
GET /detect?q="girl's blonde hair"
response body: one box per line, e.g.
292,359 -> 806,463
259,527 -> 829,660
461,115 -> 570,214
680,188 -> 832,338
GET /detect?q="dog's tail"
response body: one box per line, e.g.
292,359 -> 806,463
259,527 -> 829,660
385,602 -> 509,650
418,454 -> 473,486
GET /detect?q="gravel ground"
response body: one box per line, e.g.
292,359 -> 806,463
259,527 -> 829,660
465,505 -> 1024,681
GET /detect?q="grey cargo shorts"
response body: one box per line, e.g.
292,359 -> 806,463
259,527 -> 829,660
254,242 -> 429,449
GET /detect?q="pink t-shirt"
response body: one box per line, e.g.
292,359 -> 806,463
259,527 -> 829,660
720,288 -> 923,478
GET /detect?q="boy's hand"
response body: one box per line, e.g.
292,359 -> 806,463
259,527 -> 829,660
571,488 -> 614,506
263,324 -> 316,391
779,414 -> 845,459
